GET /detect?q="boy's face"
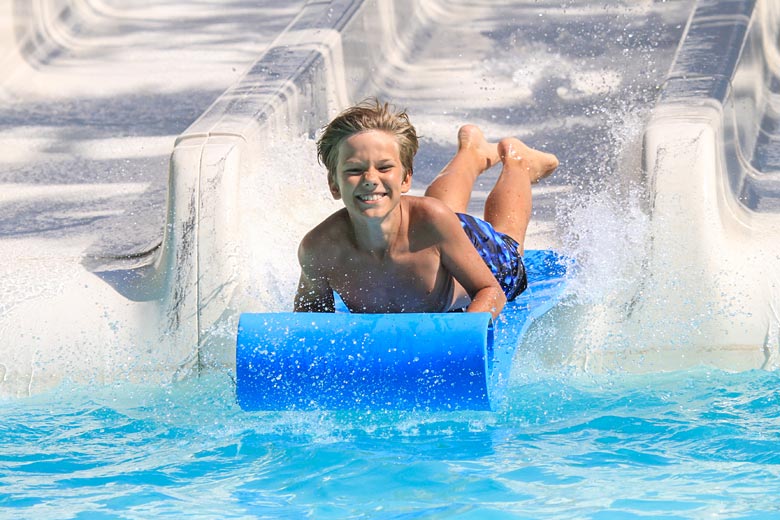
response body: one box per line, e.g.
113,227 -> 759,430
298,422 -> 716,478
330,130 -> 411,220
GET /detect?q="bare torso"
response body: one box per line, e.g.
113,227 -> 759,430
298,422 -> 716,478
301,197 -> 469,313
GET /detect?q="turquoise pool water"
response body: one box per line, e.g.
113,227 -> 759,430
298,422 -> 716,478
3,368 -> 779,518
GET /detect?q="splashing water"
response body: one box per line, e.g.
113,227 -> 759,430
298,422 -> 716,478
511,99 -> 655,367
559,187 -> 649,308
239,134 -> 340,313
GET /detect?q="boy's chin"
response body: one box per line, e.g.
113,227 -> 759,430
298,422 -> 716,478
348,203 -> 397,219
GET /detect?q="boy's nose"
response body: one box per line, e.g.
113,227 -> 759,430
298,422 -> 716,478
362,168 -> 379,184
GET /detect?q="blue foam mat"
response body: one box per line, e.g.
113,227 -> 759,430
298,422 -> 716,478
236,249 -> 569,411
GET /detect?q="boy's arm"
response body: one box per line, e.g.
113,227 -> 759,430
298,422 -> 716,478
294,271 -> 335,312
293,239 -> 336,312
433,205 -> 507,319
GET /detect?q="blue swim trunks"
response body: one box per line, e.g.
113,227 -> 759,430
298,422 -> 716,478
457,213 -> 527,301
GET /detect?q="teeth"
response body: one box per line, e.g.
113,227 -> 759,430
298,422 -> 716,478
359,193 -> 384,201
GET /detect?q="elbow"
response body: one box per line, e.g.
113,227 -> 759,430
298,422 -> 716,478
493,290 -> 507,317
497,289 -> 507,308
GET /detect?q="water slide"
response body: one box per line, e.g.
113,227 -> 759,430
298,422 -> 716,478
0,0 -> 306,395
556,0 -> 780,372
1,0 -> 777,397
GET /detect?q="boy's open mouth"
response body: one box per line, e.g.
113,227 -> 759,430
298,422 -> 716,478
357,193 -> 387,202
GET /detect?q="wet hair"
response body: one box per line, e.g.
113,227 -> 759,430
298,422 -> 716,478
317,98 -> 419,185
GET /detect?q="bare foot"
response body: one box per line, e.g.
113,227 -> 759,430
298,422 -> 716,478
497,137 -> 558,183
457,125 -> 500,172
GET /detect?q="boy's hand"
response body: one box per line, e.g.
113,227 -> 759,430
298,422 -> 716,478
465,286 -> 506,319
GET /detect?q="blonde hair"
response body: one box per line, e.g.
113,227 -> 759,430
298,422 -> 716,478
317,98 -> 419,185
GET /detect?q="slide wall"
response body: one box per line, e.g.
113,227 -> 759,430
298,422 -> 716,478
575,0 -> 780,371
0,0 -> 210,396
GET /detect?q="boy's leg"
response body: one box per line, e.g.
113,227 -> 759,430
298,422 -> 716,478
424,125 -> 499,213
484,138 -> 558,252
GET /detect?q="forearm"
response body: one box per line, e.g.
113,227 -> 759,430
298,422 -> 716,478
294,290 -> 335,312
466,286 -> 506,319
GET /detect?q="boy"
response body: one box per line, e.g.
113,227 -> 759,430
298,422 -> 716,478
294,100 -> 557,319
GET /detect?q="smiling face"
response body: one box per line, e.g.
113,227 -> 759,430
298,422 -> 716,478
330,130 -> 412,221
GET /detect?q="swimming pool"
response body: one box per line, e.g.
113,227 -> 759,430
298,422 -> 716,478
3,368 -> 779,518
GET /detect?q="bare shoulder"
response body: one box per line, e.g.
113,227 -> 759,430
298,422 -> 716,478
404,195 -> 461,238
298,209 -> 351,265
405,195 -> 453,218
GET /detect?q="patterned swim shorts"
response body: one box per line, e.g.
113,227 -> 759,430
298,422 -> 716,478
457,213 -> 528,301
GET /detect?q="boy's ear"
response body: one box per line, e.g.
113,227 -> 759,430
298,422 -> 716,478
401,168 -> 413,193
329,180 -> 342,200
